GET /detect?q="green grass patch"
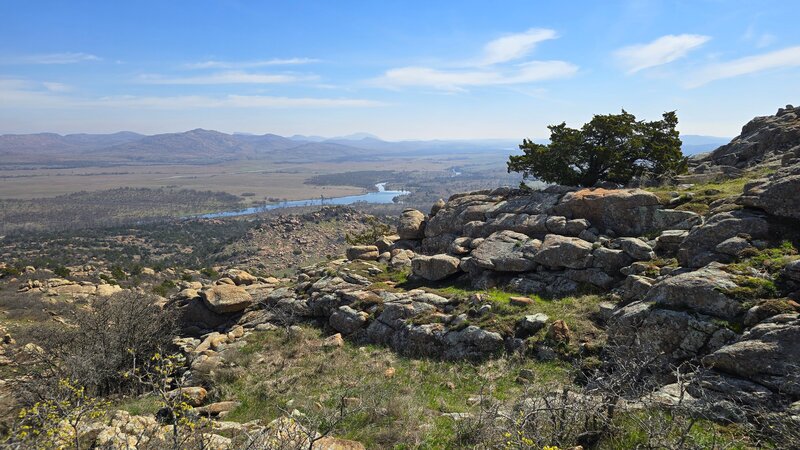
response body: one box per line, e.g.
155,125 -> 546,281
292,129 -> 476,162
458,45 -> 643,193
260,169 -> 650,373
646,168 -> 773,215
214,326 -> 573,448
115,394 -> 162,416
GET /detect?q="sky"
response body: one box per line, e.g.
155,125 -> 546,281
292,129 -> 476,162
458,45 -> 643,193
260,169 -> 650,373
0,0 -> 799,140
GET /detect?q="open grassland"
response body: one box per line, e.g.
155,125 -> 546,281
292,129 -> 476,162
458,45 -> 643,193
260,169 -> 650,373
0,156 -> 491,202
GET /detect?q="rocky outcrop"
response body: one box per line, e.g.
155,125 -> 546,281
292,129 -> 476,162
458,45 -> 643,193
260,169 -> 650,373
677,210 -> 770,268
551,188 -> 699,236
693,104 -> 800,172
608,301 -> 736,365
346,245 -> 380,261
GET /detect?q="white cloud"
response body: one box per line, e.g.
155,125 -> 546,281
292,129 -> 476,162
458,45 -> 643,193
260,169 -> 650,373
138,71 -> 317,85
373,29 -> 574,91
92,95 -> 385,109
615,34 -> 710,73
686,45 -> 800,87
375,61 -> 576,92
1,52 -> 101,65
184,58 -> 319,69
479,28 -> 557,65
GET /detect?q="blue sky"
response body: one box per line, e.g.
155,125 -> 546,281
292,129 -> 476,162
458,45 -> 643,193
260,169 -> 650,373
1,0 -> 798,140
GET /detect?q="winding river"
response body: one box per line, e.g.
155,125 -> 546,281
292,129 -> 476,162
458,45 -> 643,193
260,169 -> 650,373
196,182 -> 409,219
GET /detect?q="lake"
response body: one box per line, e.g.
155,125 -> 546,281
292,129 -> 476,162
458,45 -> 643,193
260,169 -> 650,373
196,182 -> 409,219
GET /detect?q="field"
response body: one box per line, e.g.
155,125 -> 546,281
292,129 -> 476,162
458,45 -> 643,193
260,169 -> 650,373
0,154 -> 507,202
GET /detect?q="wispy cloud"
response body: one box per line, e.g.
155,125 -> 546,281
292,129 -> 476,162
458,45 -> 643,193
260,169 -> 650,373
742,26 -> 777,49
1,52 -> 101,65
184,58 -> 320,69
0,79 -> 384,109
377,61 -> 577,92
615,34 -> 710,73
686,45 -> 800,87
93,95 -> 385,109
478,28 -> 558,65
138,71 -> 318,85
373,29 -> 574,91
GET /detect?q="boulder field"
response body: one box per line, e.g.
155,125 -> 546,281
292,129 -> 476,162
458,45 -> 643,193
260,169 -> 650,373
164,105 -> 800,417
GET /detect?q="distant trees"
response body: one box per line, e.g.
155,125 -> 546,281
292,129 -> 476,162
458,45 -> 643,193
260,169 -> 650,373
508,110 -> 687,187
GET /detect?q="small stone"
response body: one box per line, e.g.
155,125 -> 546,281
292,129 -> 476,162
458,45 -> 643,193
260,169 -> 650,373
518,368 -> 536,382
384,367 -> 396,378
323,333 -> 345,348
516,313 -> 549,338
546,320 -> 571,344
509,296 -> 534,307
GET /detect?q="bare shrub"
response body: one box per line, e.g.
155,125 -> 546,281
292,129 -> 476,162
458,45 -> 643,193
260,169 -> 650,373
26,291 -> 176,397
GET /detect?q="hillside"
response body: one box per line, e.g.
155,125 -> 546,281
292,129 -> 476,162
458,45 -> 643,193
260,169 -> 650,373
0,106 -> 798,448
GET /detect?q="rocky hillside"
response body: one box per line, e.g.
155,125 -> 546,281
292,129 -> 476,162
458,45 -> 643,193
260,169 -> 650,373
690,104 -> 800,180
1,106 -> 799,448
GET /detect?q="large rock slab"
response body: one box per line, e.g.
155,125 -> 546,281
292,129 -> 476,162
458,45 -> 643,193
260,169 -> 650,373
643,262 -> 743,319
471,230 -> 540,272
551,188 -> 657,236
608,301 -> 736,364
411,254 -> 461,281
703,313 -> 800,396
482,213 -> 549,237
533,234 -> 593,269
201,285 -> 254,314
484,191 -> 563,218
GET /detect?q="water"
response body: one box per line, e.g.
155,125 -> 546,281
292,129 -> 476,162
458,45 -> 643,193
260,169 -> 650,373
196,182 -> 409,219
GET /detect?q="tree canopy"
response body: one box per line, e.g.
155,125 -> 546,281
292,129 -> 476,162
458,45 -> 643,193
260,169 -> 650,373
508,110 -> 687,187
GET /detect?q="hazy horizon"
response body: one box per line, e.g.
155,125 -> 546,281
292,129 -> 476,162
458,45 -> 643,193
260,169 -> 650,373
1,0 -> 798,140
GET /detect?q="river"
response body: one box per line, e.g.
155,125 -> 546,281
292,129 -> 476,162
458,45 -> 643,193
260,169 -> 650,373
195,182 -> 409,219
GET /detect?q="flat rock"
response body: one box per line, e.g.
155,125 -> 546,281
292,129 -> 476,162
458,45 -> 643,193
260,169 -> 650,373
470,230 -> 540,272
202,285 -> 254,314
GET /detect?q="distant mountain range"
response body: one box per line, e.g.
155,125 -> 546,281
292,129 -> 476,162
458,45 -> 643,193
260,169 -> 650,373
0,129 -> 729,168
